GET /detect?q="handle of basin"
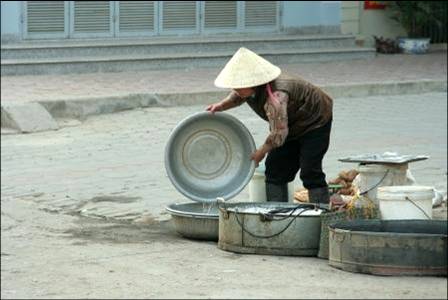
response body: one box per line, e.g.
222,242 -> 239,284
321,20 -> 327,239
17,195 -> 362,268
331,230 -> 346,243
405,196 -> 431,219
216,197 -> 229,219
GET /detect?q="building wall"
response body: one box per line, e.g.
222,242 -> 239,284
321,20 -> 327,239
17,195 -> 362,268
1,1 -> 21,42
282,1 -> 341,34
341,1 -> 406,46
2,1 -> 342,41
340,1 -> 360,35
359,6 -> 406,44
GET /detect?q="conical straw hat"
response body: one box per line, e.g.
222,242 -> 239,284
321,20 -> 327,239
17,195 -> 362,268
214,47 -> 281,89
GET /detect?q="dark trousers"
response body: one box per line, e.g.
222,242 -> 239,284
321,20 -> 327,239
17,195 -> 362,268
265,120 -> 332,189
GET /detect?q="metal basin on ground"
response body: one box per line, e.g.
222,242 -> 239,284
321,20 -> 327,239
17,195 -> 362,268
166,202 -> 219,241
218,202 -> 325,256
329,219 -> 447,276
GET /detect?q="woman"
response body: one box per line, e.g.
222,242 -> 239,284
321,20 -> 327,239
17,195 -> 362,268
206,47 -> 333,204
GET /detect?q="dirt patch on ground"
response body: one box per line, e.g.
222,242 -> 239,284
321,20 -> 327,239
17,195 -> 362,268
63,216 -> 182,245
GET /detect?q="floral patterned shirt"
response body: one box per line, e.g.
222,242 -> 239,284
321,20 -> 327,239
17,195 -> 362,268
224,89 -> 289,153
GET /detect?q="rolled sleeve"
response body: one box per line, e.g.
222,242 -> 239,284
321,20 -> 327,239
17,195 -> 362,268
262,91 -> 289,152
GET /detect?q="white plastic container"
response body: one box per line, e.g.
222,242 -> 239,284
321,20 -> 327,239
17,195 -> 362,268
248,164 -> 295,202
249,170 -> 268,202
377,186 -> 434,220
356,164 -> 409,204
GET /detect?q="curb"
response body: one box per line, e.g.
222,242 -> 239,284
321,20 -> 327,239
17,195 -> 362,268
322,80 -> 447,98
1,79 -> 446,134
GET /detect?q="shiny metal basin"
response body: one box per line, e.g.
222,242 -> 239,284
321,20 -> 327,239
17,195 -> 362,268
166,202 -> 219,241
218,202 -> 325,256
165,112 -> 256,203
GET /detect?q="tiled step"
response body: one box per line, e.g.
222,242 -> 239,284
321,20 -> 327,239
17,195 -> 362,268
1,47 -> 376,76
1,34 -> 357,59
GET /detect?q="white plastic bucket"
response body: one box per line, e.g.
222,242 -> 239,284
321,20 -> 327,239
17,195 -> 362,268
377,186 -> 434,220
248,166 -> 295,202
356,164 -> 409,204
249,171 -> 268,202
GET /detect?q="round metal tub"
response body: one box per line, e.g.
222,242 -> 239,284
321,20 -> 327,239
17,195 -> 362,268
166,202 -> 219,241
165,112 -> 256,203
329,219 -> 447,276
218,202 -> 325,256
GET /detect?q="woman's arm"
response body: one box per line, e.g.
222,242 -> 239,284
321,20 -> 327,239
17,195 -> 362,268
251,91 -> 289,164
206,91 -> 246,113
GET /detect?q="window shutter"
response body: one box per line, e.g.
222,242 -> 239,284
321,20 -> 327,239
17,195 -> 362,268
162,1 -> 197,30
26,1 -> 65,33
245,1 -> 278,27
204,1 -> 237,29
74,1 -> 111,33
119,1 -> 155,32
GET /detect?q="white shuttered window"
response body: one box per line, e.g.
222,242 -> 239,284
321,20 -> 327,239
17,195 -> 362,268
73,1 -> 111,34
245,1 -> 277,27
26,1 -> 66,34
162,1 -> 198,31
24,1 -> 279,39
204,1 -> 237,29
119,1 -> 155,32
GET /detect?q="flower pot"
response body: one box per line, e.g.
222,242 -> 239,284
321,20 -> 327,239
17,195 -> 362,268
397,37 -> 431,54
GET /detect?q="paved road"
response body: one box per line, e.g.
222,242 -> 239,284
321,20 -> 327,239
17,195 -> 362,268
1,92 -> 446,220
1,52 -> 446,102
1,92 -> 447,299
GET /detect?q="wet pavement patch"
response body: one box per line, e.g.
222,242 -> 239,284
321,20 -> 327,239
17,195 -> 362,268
19,193 -> 152,222
63,217 -> 182,245
88,196 -> 141,204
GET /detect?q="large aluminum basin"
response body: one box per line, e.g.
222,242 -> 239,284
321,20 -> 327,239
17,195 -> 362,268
166,202 -> 219,241
218,202 -> 325,256
165,112 -> 256,203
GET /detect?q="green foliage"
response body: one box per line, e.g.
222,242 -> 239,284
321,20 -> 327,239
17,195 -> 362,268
389,1 -> 447,38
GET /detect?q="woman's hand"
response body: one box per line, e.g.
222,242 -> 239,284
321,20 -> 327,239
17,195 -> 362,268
250,148 -> 267,167
206,102 -> 223,114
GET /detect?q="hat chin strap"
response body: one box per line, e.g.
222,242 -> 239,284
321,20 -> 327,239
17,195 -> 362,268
266,83 -> 280,106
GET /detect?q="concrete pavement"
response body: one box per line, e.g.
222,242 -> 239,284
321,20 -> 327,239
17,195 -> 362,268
2,52 -> 447,103
1,49 -> 448,298
2,92 -> 447,221
1,52 -> 447,133
1,91 -> 447,299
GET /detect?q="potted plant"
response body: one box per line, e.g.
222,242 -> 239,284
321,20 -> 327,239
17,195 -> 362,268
388,1 -> 436,54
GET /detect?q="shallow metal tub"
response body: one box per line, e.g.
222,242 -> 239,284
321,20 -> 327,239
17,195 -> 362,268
166,202 -> 219,241
165,112 -> 256,203
329,219 -> 447,276
218,202 -> 324,256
